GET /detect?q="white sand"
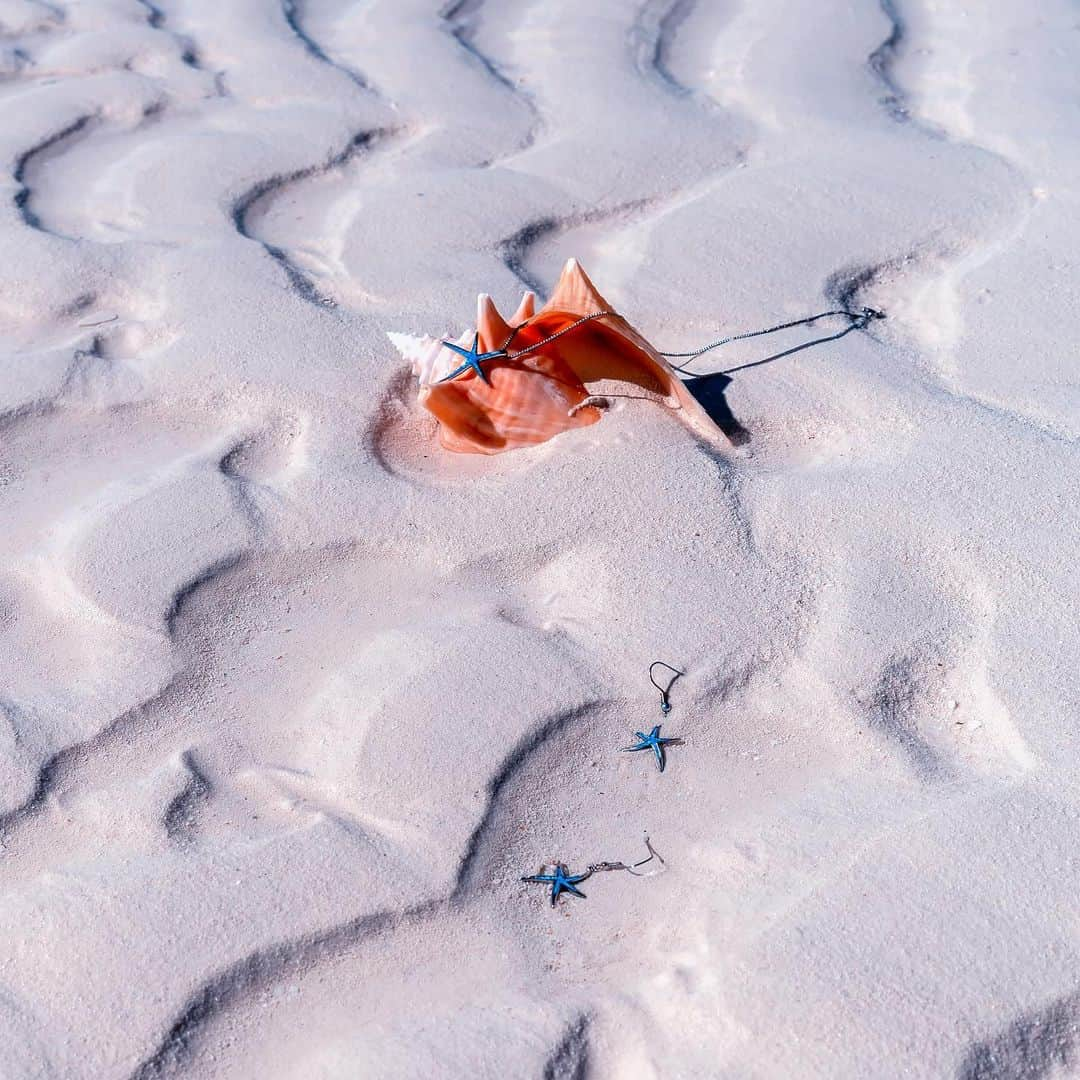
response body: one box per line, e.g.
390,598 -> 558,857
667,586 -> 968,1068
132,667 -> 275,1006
1,0 -> 1078,1076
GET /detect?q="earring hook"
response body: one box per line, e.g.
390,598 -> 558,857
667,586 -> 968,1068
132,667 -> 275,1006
587,836 -> 666,877
649,661 -> 684,714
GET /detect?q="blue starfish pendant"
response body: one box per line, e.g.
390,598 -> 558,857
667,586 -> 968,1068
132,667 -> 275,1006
521,863 -> 590,906
622,724 -> 683,772
438,332 -> 508,385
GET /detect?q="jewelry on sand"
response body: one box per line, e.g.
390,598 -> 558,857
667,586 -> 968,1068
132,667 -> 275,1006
438,310 -> 615,383
586,836 -> 665,877
649,660 -> 683,715
522,838 -> 665,906
390,258 -> 882,456
438,332 -> 510,384
660,306 -> 885,374
438,306 -> 884,385
520,864 -> 590,906
622,724 -> 683,772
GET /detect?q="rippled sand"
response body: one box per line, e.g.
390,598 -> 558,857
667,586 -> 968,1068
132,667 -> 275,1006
1,1 -> 1078,1076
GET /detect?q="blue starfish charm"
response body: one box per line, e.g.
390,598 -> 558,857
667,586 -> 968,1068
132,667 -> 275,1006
521,863 -> 590,906
438,333 -> 508,385
622,724 -> 682,772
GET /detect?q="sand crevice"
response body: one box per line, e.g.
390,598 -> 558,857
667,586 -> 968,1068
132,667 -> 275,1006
958,990 -> 1080,1080
441,0 -> 542,153
162,749 -> 211,845
230,128 -> 395,307
281,0 -> 373,92
630,0 -> 700,99
543,1012 -> 592,1080
13,113 -> 97,234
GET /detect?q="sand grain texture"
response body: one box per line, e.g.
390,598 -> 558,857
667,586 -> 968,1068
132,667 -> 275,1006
0,1 -> 1078,1077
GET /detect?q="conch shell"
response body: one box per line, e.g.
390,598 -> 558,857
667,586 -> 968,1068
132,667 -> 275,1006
388,259 -> 724,455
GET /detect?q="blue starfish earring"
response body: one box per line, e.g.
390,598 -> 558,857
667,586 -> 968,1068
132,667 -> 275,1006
622,724 -> 683,772
437,333 -> 508,385
520,840 -> 666,907
521,863 -> 590,906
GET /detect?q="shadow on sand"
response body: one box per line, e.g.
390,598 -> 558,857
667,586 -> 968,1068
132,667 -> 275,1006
682,311 -> 884,447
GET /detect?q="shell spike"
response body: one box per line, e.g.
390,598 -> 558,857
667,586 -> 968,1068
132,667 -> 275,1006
545,257 -> 612,317
511,291 -> 536,324
477,293 -> 511,351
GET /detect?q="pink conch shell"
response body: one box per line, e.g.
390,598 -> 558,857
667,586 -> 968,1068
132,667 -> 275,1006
388,259 -> 724,455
